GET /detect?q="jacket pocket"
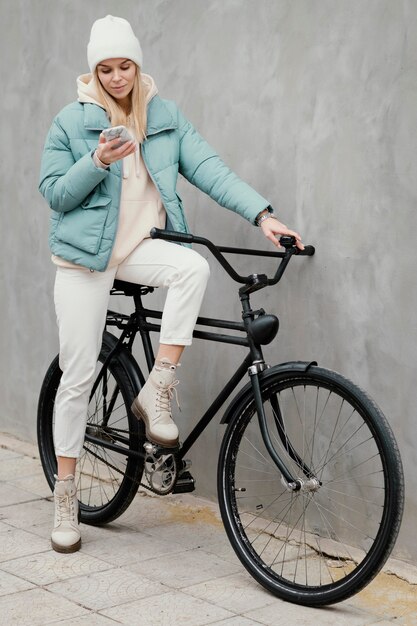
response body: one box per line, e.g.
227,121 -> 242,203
80,191 -> 111,210
55,195 -> 111,255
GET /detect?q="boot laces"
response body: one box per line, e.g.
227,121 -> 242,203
55,493 -> 76,523
155,379 -> 181,417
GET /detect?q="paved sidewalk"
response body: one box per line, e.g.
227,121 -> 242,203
0,432 -> 416,626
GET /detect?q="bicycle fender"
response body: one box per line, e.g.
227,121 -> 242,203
103,331 -> 146,394
220,360 -> 317,425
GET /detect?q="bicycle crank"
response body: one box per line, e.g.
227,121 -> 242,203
143,442 -> 178,495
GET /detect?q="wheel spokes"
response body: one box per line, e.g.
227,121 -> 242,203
230,379 -> 386,590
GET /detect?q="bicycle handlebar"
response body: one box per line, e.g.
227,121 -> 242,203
150,227 -> 315,289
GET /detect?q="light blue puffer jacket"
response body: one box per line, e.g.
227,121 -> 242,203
39,93 -> 269,271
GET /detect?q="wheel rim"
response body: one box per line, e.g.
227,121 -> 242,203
224,375 -> 395,596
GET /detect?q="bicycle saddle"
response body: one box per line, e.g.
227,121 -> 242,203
112,279 -> 155,296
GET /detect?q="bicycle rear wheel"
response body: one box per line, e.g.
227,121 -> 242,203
37,333 -> 144,524
218,366 -> 404,606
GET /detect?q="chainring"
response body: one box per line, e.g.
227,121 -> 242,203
144,449 -> 178,495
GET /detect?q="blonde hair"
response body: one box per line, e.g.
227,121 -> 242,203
92,64 -> 148,142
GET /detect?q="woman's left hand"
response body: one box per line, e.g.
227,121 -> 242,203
260,217 -> 304,251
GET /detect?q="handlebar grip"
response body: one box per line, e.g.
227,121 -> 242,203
297,245 -> 315,256
150,227 -> 194,244
279,235 -> 315,256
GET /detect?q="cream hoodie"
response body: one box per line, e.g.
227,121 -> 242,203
52,72 -> 166,269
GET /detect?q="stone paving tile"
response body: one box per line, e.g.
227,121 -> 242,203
199,537 -> 240,564
145,520 -> 241,564
0,433 -> 39,458
208,618 -> 264,626
0,455 -> 45,480
49,615 -> 122,625
110,492 -> 178,530
0,448 -> 23,460
7,473 -> 53,499
374,622 -> 407,626
146,494 -> 224,533
100,589 -> 234,625
0,569 -> 35,596
184,571 -> 277,614
397,613 -> 417,625
243,601 -> 372,626
0,482 -> 42,508
384,559 -> 417,585
24,518 -> 114,542
143,518 -> 228,550
2,549 -> 113,585
46,566 -> 168,611
78,521 -> 146,544
128,496 -> 243,564
0,496 -> 52,527
0,527 -> 50,563
352,572 -> 417,620
81,528 -> 188,567
0,587 -> 89,624
127,547 -> 240,589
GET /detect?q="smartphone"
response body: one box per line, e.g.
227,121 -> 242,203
102,125 -> 135,149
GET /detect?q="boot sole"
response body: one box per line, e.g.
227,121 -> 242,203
51,538 -> 81,553
131,400 -> 179,448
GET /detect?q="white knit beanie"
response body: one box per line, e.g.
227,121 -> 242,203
87,15 -> 143,72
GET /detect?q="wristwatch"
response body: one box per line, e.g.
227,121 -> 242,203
255,205 -> 277,226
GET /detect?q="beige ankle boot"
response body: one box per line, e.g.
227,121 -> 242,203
131,358 -> 180,447
51,474 -> 81,553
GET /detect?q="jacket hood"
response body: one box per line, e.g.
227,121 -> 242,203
76,72 -> 158,108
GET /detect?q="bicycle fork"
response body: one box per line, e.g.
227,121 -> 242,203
240,288 -> 320,493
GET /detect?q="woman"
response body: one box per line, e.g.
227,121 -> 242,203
39,14 -> 303,554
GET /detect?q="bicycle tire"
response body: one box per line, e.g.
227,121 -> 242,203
218,365 -> 404,606
37,333 -> 145,525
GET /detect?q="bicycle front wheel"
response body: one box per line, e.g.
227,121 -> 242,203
218,366 -> 404,606
37,334 -> 144,525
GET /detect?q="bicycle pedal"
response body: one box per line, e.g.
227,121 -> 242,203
143,441 -> 181,458
173,470 -> 195,494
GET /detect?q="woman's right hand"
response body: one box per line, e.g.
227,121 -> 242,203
96,133 -> 136,165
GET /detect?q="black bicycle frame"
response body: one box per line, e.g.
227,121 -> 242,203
85,232 -> 316,487
85,287 -> 299,486
100,291 -> 254,456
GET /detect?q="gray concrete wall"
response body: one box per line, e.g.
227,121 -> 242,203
1,0 -> 416,562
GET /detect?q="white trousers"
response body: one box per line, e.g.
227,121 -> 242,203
53,239 -> 210,458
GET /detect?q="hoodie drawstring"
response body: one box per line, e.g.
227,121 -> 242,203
135,145 -> 140,177
122,156 -> 129,179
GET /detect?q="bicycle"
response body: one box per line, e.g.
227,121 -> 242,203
37,227 -> 404,607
